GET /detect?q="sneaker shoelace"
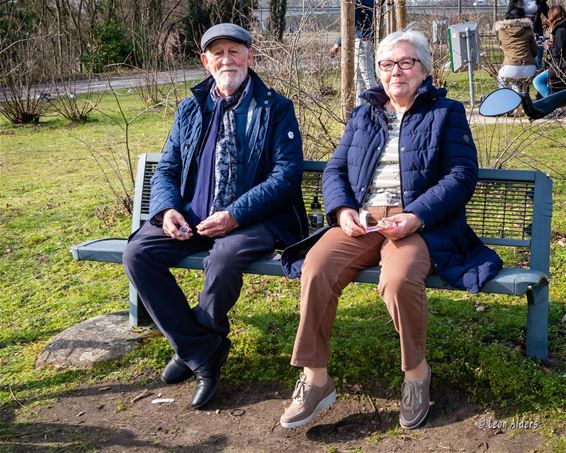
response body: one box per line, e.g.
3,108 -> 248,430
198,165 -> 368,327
401,380 -> 422,412
291,375 -> 309,403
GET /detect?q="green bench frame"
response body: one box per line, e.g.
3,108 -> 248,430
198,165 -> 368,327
71,153 -> 553,360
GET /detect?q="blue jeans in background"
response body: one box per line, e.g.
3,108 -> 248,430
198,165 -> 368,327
354,38 -> 377,106
533,70 -> 552,98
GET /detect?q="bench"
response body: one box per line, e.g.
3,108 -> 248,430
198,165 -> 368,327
71,153 -> 553,360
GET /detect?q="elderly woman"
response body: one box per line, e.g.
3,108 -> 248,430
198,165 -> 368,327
279,29 -> 502,430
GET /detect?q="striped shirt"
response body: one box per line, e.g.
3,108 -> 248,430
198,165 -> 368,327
363,110 -> 403,207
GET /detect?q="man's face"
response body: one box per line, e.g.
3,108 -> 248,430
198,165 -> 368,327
201,39 -> 253,98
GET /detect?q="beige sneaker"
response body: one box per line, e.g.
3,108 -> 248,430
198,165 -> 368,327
280,373 -> 336,429
399,364 -> 431,430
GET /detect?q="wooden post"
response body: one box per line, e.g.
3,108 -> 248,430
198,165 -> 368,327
387,0 -> 394,34
396,0 -> 407,30
341,0 -> 355,121
376,0 -> 385,41
493,1 -> 498,23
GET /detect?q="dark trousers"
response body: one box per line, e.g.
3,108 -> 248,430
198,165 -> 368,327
123,220 -> 276,371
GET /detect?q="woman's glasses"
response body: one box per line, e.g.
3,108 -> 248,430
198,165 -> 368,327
377,58 -> 420,72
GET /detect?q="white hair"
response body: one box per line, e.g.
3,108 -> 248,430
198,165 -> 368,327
376,28 -> 433,75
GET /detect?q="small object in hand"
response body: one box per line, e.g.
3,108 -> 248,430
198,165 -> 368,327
374,219 -> 396,231
179,226 -> 190,235
359,209 -> 396,233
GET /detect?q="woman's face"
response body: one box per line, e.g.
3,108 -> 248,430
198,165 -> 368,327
378,41 -> 428,108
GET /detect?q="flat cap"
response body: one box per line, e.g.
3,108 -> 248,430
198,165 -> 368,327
201,23 -> 252,52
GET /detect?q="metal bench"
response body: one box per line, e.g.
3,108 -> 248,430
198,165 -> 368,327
71,153 -> 553,360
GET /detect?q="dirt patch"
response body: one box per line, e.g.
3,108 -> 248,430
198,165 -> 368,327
1,377 -> 549,452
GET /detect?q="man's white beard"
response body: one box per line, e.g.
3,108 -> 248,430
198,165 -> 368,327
216,69 -> 247,96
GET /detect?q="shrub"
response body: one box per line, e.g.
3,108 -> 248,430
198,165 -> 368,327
83,19 -> 133,73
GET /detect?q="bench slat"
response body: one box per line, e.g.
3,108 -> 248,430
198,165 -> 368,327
71,239 -> 548,296
71,239 -> 127,263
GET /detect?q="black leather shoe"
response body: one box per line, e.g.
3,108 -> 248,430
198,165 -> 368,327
161,354 -> 194,385
191,337 -> 231,409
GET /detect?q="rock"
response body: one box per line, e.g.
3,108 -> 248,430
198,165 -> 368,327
36,311 -> 154,370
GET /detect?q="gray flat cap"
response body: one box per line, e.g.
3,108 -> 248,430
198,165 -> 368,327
201,23 -> 252,52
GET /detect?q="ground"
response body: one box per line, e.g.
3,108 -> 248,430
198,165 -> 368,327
2,374 -> 549,453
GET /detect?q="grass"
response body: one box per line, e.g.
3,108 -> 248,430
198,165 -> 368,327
1,72 -> 565,450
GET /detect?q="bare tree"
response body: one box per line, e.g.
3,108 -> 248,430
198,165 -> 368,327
268,0 -> 287,42
0,13 -> 52,124
255,2 -> 343,160
78,80 -> 169,214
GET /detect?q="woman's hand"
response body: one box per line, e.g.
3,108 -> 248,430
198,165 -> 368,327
379,213 -> 422,241
337,208 -> 366,237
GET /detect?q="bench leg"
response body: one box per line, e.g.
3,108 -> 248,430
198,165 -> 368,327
525,284 -> 549,360
129,283 -> 153,327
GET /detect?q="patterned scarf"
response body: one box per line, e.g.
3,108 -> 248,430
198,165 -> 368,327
209,77 -> 250,213
188,77 -> 250,226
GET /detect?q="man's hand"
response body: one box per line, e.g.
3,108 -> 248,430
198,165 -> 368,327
378,213 -> 422,241
196,211 -> 238,238
329,43 -> 340,58
337,207 -> 365,237
163,209 -> 192,240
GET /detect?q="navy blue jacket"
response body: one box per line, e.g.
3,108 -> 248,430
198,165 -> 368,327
283,77 -> 502,293
149,69 -> 308,247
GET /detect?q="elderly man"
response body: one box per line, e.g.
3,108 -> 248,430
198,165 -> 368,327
123,23 -> 308,409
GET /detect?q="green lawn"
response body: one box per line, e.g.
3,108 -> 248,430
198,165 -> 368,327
0,74 -> 565,450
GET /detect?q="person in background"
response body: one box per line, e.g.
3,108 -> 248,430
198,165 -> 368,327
533,6 -> 566,97
507,0 -> 549,68
495,5 -> 538,92
279,28 -> 502,431
123,23 -> 308,410
330,0 -> 378,106
545,5 -> 566,94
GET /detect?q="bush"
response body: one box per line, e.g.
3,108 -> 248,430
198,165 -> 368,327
0,6 -> 51,124
83,20 -> 133,73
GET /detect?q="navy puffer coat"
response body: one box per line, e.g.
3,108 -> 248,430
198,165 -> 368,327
149,69 -> 309,247
283,77 -> 502,293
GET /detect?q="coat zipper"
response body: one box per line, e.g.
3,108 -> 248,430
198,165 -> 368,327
398,111 -> 406,208
395,93 -> 423,208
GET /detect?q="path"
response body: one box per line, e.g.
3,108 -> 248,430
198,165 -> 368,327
1,376 -> 549,452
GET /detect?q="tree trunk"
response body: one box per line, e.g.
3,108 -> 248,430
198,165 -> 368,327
269,0 -> 287,42
395,0 -> 406,30
341,0 -> 355,121
386,0 -> 394,35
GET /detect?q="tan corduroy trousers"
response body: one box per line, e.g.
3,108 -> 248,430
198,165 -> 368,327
290,207 -> 432,372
